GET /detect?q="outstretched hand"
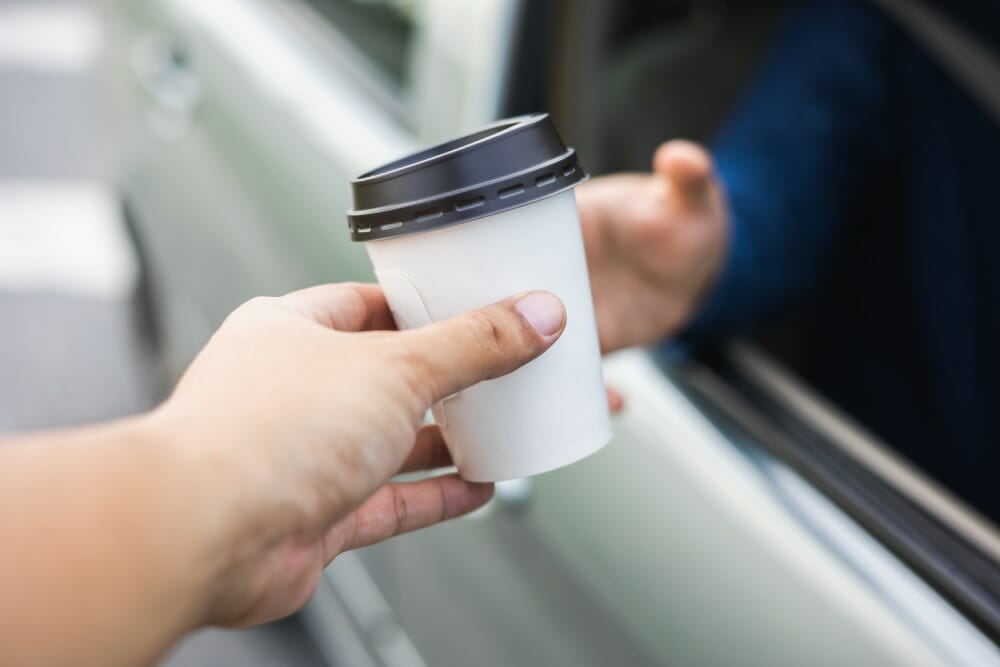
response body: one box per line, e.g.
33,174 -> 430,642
155,284 -> 568,628
0,284 -> 572,666
577,140 -> 729,353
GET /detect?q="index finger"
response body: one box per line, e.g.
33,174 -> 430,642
280,283 -> 397,332
330,474 -> 494,556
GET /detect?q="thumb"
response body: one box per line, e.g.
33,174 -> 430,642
653,140 -> 715,213
400,291 -> 566,404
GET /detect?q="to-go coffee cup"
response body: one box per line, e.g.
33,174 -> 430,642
347,113 -> 611,482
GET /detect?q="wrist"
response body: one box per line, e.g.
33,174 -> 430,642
145,399 -> 300,627
136,405 -> 243,628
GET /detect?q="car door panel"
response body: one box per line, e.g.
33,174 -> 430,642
109,0 -> 414,371
367,351 -> 989,666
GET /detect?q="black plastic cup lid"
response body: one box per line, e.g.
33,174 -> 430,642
347,113 -> 587,241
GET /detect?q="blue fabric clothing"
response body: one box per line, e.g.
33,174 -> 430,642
690,1 -> 1000,517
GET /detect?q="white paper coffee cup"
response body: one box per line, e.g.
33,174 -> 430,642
348,114 -> 611,482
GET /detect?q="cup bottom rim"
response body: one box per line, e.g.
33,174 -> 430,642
455,427 -> 613,483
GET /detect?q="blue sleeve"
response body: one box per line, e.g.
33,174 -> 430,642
684,0 -> 900,338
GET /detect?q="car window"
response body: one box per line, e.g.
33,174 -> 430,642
301,0 -> 416,87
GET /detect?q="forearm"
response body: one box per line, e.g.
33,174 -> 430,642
686,0 -> 898,336
0,415 -> 223,666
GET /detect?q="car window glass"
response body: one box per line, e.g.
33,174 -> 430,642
303,0 -> 416,87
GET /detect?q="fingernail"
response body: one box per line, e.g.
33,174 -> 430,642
515,292 -> 565,336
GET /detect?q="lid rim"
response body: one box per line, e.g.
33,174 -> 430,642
349,151 -> 586,242
347,148 -> 576,219
356,174 -> 590,242
347,113 -> 587,242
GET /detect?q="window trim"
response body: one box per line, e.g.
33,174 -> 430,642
673,342 -> 1000,643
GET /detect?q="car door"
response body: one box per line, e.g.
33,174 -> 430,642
103,0 -> 419,376
353,348 -> 998,667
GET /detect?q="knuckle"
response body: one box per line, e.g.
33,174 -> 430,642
639,210 -> 674,233
391,341 -> 440,409
390,485 -> 409,535
436,479 -> 451,523
242,295 -> 277,312
336,285 -> 370,328
464,309 -> 511,365
224,295 -> 278,326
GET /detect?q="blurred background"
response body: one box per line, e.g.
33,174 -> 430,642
0,0 -> 153,429
1,0 -> 998,665
0,0 -> 324,663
